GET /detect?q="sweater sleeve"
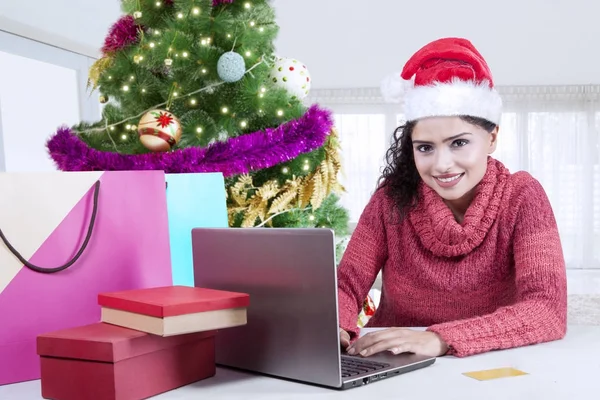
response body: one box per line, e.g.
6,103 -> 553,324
426,177 -> 568,357
337,189 -> 389,338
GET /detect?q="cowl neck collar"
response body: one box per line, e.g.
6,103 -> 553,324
408,157 -> 509,257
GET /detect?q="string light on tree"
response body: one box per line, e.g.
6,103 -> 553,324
177,12 -> 184,19
244,2 -> 251,9
193,7 -> 200,15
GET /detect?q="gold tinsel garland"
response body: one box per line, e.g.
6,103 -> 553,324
227,128 -> 345,227
87,56 -> 114,90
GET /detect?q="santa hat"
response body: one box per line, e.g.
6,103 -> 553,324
384,37 -> 502,124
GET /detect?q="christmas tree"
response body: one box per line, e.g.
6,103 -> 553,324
46,0 -> 349,242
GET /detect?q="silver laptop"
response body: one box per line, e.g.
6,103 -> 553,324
191,227 -> 436,390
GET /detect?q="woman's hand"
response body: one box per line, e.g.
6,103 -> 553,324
346,328 -> 448,357
340,328 -> 351,349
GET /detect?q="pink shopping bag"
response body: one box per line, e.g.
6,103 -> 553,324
0,170 -> 173,385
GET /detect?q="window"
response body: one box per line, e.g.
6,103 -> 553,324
309,85 -> 600,269
0,31 -> 100,172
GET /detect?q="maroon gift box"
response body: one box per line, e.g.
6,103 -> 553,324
37,323 -> 215,400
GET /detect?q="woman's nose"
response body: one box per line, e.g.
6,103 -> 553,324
434,148 -> 454,173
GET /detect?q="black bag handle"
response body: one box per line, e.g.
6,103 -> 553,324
0,180 -> 100,274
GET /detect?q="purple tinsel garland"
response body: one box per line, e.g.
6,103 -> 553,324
46,105 -> 333,176
213,0 -> 235,4
102,15 -> 140,54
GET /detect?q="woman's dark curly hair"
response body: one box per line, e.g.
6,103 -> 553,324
377,116 -> 497,220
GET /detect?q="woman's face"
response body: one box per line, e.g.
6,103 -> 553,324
411,116 -> 498,206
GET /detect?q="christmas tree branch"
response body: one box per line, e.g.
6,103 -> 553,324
255,206 -> 311,227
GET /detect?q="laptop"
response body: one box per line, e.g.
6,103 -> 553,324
191,227 -> 436,390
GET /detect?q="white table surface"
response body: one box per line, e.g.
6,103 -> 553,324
1,325 -> 599,399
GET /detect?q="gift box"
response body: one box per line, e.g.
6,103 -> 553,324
37,323 -> 216,400
99,285 -> 250,336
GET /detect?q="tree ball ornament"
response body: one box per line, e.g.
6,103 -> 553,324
133,11 -> 142,19
137,110 -> 182,152
268,57 -> 311,99
99,95 -> 109,104
217,51 -> 246,83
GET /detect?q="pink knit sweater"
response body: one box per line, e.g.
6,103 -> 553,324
337,157 -> 567,357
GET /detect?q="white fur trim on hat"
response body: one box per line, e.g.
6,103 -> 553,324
403,78 -> 503,124
380,72 -> 414,103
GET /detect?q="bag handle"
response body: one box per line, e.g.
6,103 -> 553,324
0,180 -> 101,274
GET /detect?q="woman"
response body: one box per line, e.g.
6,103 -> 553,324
338,37 -> 567,358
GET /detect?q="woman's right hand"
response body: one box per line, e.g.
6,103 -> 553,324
340,328 -> 351,350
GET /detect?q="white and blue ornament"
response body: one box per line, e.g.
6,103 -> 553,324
268,57 -> 311,99
217,51 -> 246,83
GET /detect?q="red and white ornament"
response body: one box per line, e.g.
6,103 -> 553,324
268,57 -> 311,99
137,109 -> 182,152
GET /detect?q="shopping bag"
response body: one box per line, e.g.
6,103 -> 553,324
0,170 -> 173,385
166,173 -> 228,287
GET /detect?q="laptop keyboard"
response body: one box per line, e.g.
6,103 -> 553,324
341,355 -> 390,378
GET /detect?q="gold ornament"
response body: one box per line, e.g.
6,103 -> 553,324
133,11 -> 143,19
137,109 -> 182,152
87,56 -> 113,90
227,128 -> 345,227
164,58 -> 173,66
99,95 -> 109,104
133,54 -> 143,64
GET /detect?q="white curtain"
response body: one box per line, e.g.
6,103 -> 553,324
307,86 -> 600,269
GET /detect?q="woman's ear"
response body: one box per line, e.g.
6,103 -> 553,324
488,126 -> 499,154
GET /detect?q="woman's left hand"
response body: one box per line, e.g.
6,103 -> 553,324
346,328 -> 448,357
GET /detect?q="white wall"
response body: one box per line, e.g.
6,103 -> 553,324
1,0 -> 599,88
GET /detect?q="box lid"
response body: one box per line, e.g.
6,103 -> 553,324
37,323 -> 215,362
98,285 -> 250,317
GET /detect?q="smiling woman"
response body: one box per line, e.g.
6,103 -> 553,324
337,37 -> 568,359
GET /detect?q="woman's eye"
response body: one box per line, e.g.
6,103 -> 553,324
453,139 -> 469,147
416,145 -> 432,153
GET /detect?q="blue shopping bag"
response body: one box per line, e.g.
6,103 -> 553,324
166,173 -> 228,286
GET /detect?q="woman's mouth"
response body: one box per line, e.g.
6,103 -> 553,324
434,173 -> 465,188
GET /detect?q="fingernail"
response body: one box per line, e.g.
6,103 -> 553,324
360,349 -> 367,356
347,347 -> 355,355
389,347 -> 399,354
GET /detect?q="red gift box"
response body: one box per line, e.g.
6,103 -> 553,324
37,323 -> 216,400
98,285 -> 250,336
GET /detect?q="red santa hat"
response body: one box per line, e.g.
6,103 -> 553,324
394,37 -> 503,124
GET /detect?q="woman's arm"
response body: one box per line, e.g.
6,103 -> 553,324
338,189 -> 389,338
426,177 -> 568,357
